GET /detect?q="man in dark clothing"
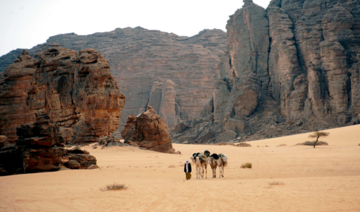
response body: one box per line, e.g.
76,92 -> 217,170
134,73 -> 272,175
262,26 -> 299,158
184,160 -> 192,180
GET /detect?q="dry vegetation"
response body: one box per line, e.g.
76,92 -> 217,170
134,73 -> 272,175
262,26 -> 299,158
101,183 -> 127,191
269,181 -> 284,186
241,163 -> 252,169
236,143 -> 251,147
217,142 -> 234,146
277,144 -> 287,147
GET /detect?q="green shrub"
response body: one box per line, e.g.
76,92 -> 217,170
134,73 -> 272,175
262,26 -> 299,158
102,183 -> 127,191
241,163 -> 252,169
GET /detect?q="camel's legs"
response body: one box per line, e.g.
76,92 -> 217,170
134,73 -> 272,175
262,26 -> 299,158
219,165 -> 222,178
219,165 -> 224,178
204,164 -> 207,179
196,165 -> 200,179
212,166 -> 216,178
201,164 -> 204,179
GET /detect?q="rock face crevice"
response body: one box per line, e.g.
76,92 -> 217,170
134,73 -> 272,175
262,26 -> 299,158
0,45 -> 125,144
172,0 -> 360,143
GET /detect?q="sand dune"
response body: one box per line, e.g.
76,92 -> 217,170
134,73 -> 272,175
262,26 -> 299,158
1,125 -> 360,212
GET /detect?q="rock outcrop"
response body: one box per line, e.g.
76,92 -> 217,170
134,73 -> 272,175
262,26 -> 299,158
0,114 -> 65,175
172,0 -> 360,143
121,106 -> 175,153
62,147 -> 96,169
17,115 -> 66,173
0,114 -> 98,175
0,45 -> 125,144
0,28 -> 226,131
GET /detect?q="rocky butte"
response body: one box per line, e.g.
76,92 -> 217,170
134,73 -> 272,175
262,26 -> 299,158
121,106 -> 175,153
172,0 -> 360,143
0,44 -> 125,144
0,28 -> 227,132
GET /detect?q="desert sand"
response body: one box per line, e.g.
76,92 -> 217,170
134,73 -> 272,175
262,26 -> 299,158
1,125 -> 360,212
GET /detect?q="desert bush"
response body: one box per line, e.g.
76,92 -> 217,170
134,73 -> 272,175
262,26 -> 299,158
168,165 -> 176,168
269,181 -> 284,186
241,163 -> 252,169
101,183 -> 127,191
217,142 -> 234,146
237,143 -> 251,147
297,141 -> 328,146
277,144 -> 287,147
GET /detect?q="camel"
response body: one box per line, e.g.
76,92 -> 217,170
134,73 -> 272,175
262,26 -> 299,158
190,150 -> 210,179
190,152 -> 204,179
217,153 -> 228,178
207,153 -> 228,178
207,153 -> 219,178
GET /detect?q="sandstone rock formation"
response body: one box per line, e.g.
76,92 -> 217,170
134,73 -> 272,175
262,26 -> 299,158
0,114 -> 98,175
62,147 -> 96,169
0,114 -> 65,175
0,45 -> 125,144
172,0 -> 360,143
121,106 -> 175,153
0,28 -> 226,131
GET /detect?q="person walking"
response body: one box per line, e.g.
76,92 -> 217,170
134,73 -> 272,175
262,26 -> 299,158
184,160 -> 192,180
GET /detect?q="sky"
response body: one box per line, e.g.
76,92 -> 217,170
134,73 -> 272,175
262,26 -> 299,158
0,0 -> 271,57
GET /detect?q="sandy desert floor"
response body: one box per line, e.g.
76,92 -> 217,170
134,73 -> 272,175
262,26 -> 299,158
1,125 -> 360,212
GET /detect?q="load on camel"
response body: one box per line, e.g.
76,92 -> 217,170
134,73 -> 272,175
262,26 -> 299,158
190,150 -> 228,179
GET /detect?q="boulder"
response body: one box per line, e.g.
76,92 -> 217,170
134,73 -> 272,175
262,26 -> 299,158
0,114 -> 98,175
0,115 -> 65,175
225,118 -> 246,133
120,106 -> 175,153
215,130 -> 237,142
65,153 -> 96,169
62,147 -> 96,169
173,122 -> 189,134
22,147 -> 65,172
64,160 -> 81,169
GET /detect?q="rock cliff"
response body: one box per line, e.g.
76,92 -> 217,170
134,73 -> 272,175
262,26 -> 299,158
121,106 -> 175,153
0,28 -> 227,131
0,45 -> 125,144
172,0 -> 360,143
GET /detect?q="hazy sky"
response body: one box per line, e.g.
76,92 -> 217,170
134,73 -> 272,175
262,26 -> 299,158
0,0 -> 271,57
